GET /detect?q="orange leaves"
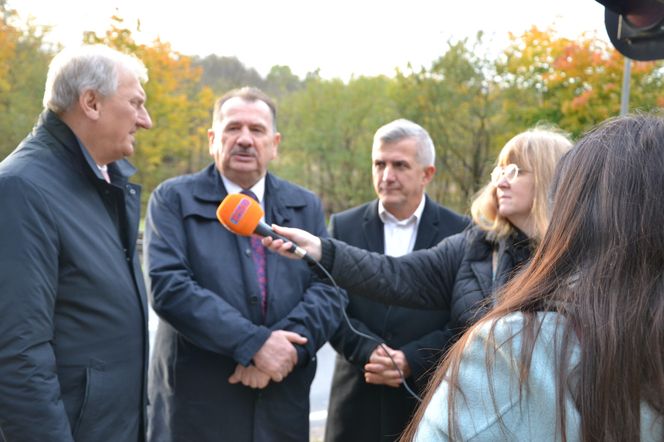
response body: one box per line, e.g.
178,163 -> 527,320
570,90 -> 592,110
82,15 -> 215,210
498,26 -> 664,136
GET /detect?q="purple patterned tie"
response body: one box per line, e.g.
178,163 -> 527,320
241,190 -> 268,316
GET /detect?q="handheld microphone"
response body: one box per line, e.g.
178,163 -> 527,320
216,193 -> 315,264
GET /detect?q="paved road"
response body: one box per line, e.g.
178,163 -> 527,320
309,343 -> 335,440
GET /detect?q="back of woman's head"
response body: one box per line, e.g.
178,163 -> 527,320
545,113 -> 664,295
471,126 -> 572,241
536,113 -> 664,440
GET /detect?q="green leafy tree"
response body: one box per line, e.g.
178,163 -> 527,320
276,75 -> 399,215
193,54 -> 264,95
392,34 -> 506,212
264,65 -> 304,99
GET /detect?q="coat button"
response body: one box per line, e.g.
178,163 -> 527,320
249,295 -> 259,305
245,248 -> 252,256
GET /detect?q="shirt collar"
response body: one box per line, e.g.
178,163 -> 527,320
220,174 -> 266,202
378,195 -> 426,226
75,135 -> 111,182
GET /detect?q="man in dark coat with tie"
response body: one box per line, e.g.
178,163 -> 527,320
324,119 -> 468,442
145,87 -> 345,442
0,44 -> 152,441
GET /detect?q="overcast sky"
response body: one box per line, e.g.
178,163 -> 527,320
9,0 -> 608,80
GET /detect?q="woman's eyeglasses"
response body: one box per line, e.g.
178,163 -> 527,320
490,163 -> 525,186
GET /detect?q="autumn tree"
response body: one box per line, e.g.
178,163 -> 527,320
496,26 -> 664,136
84,16 -> 214,209
0,3 -> 53,159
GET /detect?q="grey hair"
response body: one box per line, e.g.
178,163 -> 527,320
43,44 -> 148,114
372,118 -> 436,166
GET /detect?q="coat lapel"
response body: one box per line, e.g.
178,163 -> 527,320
262,174 -> 306,322
191,164 -> 227,216
112,159 -> 141,258
362,200 -> 384,253
413,195 -> 438,250
361,201 -> 389,318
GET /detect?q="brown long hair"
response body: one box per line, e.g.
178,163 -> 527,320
401,114 -> 664,441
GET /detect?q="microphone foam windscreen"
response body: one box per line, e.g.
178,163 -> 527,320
216,193 -> 264,236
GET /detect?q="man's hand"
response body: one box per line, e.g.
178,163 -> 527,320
261,225 -> 322,262
363,344 -> 412,388
253,330 -> 307,382
228,364 -> 271,389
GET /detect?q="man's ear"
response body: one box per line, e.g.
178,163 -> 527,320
423,165 -> 436,185
80,90 -> 101,120
271,132 -> 281,159
207,128 -> 216,155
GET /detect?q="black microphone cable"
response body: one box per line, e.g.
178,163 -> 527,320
310,259 -> 422,403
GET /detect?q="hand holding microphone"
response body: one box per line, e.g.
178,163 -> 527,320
216,193 -> 322,264
262,224 -> 322,263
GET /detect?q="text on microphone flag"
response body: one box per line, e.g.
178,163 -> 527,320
230,198 -> 251,225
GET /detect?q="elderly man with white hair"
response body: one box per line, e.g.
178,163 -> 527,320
0,44 -> 152,441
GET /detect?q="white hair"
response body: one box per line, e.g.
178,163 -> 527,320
372,118 -> 436,166
43,44 -> 148,113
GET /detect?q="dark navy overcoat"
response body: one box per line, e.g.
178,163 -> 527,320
0,111 -> 149,441
145,165 -> 345,442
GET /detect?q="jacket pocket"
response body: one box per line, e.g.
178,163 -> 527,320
72,361 -> 105,439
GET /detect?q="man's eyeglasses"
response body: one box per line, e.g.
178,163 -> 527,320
490,164 -> 525,186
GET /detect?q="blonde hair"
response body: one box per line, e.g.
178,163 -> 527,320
471,126 -> 572,242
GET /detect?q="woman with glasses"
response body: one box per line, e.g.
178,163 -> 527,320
263,126 -> 572,387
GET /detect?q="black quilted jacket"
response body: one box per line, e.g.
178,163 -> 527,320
320,225 -> 533,348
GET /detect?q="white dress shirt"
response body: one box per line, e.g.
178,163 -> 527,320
221,175 -> 267,220
378,196 -> 426,258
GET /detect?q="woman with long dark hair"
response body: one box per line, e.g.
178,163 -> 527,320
402,114 -> 664,441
